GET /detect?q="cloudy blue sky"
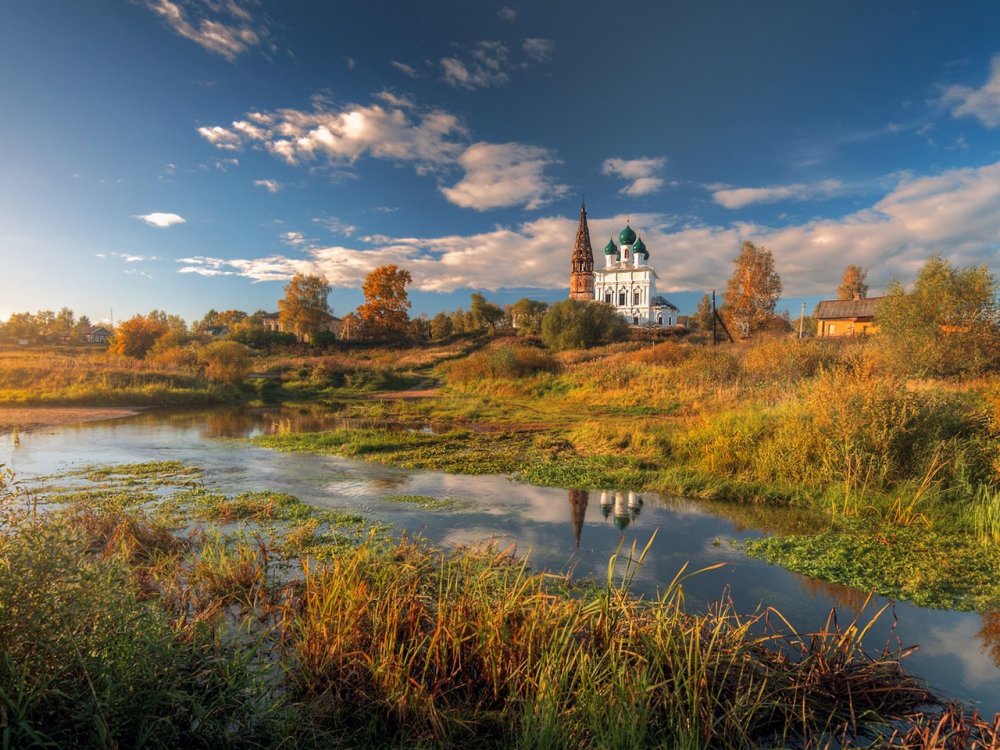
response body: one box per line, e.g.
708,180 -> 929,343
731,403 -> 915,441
3,0 -> 1000,324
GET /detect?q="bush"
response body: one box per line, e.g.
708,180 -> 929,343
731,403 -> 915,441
199,341 -> 251,384
447,343 -> 558,383
540,300 -> 629,351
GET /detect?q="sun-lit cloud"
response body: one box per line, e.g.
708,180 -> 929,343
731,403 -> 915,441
253,178 -> 282,192
441,142 -> 568,211
135,212 -> 186,228
942,53 -> 1000,127
144,0 -> 268,61
199,94 -> 566,211
498,6 -> 517,22
601,157 -> 667,196
197,125 -> 243,150
440,39 -> 553,89
175,160 -> 1000,299
711,179 -> 845,209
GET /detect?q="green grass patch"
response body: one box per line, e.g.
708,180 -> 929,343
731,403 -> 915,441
382,494 -> 467,510
746,519 -> 1000,612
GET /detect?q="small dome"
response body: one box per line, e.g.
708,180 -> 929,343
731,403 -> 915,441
603,238 -> 617,255
613,514 -> 630,531
619,225 -> 636,245
633,236 -> 648,257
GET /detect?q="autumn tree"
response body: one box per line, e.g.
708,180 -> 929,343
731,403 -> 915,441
876,255 -> 1000,376
278,273 -> 333,340
357,265 -> 412,339
721,241 -> 783,338
837,264 -> 869,300
199,340 -> 252,384
430,312 -> 453,340
110,313 -> 169,358
470,293 -> 505,335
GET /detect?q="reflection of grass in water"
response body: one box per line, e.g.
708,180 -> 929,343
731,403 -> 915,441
382,494 -> 467,510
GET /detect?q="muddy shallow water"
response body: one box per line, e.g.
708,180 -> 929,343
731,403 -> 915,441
3,406 -> 999,715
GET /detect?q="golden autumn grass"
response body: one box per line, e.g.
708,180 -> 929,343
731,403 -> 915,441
3,465 -> 997,749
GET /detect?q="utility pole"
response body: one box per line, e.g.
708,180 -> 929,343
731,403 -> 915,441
798,301 -> 805,339
711,290 -> 717,345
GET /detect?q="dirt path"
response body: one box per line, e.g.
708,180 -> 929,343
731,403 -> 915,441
0,407 -> 141,433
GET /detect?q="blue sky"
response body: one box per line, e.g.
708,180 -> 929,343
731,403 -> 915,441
3,1 -> 1000,324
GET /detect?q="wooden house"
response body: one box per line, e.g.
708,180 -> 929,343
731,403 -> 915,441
814,296 -> 883,337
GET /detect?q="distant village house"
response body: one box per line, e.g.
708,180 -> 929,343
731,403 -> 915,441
260,312 -> 343,342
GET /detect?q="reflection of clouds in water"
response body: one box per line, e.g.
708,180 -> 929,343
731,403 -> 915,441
919,617 -> 1000,691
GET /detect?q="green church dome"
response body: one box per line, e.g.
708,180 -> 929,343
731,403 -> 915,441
633,236 -> 648,257
603,238 -> 617,255
619,225 -> 636,245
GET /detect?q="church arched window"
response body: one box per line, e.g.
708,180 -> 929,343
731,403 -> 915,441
604,291 -> 612,304
618,289 -> 626,306
633,288 -> 641,305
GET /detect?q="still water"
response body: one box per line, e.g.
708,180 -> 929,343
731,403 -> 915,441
3,407 -> 999,715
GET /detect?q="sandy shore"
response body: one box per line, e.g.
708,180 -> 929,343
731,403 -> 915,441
0,407 -> 141,433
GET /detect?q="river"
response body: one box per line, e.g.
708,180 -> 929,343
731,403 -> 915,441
3,406 -> 998,715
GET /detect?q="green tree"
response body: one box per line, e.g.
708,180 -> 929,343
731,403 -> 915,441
838,264 -> 869,300
721,241 -> 783,338
540,300 -> 629,351
876,255 -> 1000,376
357,265 -> 412,339
510,298 -> 548,336
278,273 -> 333,340
470,293 -> 505,335
693,294 -> 714,331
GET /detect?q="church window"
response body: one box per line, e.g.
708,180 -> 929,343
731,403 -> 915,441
618,290 -> 626,306
657,315 -> 662,325
633,288 -> 640,305
633,316 -> 639,325
604,291 -> 612,304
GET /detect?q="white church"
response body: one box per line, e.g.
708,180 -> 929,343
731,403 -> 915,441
569,204 -> 679,327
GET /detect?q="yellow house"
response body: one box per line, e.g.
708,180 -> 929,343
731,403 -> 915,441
814,296 -> 883,337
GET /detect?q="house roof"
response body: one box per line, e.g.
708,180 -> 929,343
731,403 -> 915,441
650,295 -> 679,311
814,296 -> 884,320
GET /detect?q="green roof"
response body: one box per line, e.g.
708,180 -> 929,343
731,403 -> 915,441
603,238 -> 617,255
619,225 -> 636,245
633,236 -> 648,256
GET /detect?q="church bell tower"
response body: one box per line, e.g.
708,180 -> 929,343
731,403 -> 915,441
569,201 -> 595,300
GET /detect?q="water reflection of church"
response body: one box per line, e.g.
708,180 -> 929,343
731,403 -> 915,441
568,489 -> 644,547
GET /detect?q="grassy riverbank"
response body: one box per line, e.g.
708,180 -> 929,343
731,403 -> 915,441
3,463 -> 996,748
252,336 -> 1000,613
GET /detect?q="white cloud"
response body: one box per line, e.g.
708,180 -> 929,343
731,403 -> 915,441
312,216 -> 359,236
135,212 -> 186,228
522,38 -> 554,63
498,6 -> 517,22
175,161 -> 1000,301
711,179 -> 844,209
391,60 -> 420,78
253,178 -> 282,192
198,94 -> 567,211
942,54 -> 1000,127
441,142 -> 568,210
144,0 -> 267,60
200,98 -> 467,172
344,56 -> 356,69
97,252 -> 159,262
281,231 -> 307,246
601,157 -> 667,196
